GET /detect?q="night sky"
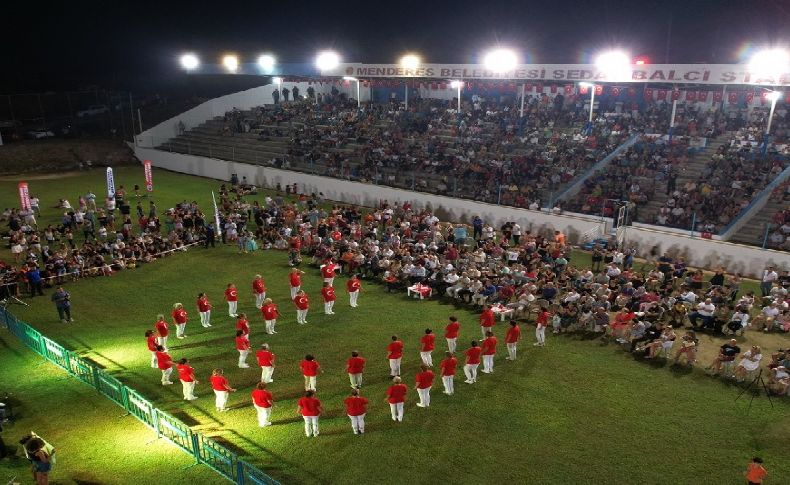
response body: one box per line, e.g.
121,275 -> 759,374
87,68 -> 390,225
4,0 -> 789,92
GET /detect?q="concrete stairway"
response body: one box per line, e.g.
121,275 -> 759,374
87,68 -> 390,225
730,197 -> 788,246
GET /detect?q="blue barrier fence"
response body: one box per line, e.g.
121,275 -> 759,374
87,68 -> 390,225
0,307 -> 281,485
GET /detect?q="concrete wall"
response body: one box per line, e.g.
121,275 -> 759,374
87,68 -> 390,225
133,146 -> 790,277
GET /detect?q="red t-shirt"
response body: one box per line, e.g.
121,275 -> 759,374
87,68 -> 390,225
347,279 -> 361,292
439,357 -> 458,376
344,396 -> 368,416
210,375 -> 229,391
294,294 -> 309,310
445,321 -> 460,339
386,383 -> 408,403
420,334 -> 436,352
251,389 -> 273,408
387,340 -> 404,359
482,336 -> 498,355
176,363 -> 194,382
536,311 -> 550,327
261,303 -> 278,320
347,356 -> 366,374
256,350 -> 275,367
146,335 -> 158,351
465,347 -> 482,365
300,360 -> 319,376
415,370 -> 435,389
225,288 -> 238,302
505,325 -> 521,343
321,264 -> 336,278
171,308 -> 187,324
253,279 -> 266,294
321,287 -> 336,302
155,351 -> 172,370
235,335 -> 250,351
197,297 -> 211,312
297,396 -> 321,416
236,319 -> 250,335
289,273 -> 302,287
480,309 -> 495,328
155,319 -> 169,337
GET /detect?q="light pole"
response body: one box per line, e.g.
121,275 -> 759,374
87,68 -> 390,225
580,82 -> 595,134
763,90 -> 782,157
343,76 -> 361,108
669,92 -> 678,141
450,80 -> 462,112
400,54 -> 421,110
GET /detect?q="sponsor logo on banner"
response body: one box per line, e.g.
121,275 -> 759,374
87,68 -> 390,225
106,167 -> 115,199
18,182 -> 31,210
144,160 -> 153,192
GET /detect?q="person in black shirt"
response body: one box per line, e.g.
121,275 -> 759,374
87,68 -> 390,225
709,269 -> 725,288
632,322 -> 662,352
708,339 -> 741,375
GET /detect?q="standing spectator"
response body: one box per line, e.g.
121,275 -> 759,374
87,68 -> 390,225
261,298 -> 279,334
26,264 -> 44,297
505,320 -> 521,360
236,330 -> 251,368
385,376 -> 407,422
761,266 -> 778,297
292,85 -> 300,100
24,437 -> 53,485
419,328 -> 435,366
534,308 -> 549,347
145,330 -> 158,368
155,345 -> 174,385
51,286 -> 72,323
481,331 -> 498,373
297,390 -> 322,437
439,351 -> 457,395
197,293 -> 212,328
445,316 -> 460,353
282,87 -> 290,102
171,303 -> 188,339
272,89 -> 280,104
251,382 -> 273,427
744,457 -> 767,485
225,283 -> 239,317
252,274 -> 266,309
344,389 -> 369,435
256,343 -> 276,383
177,358 -> 198,400
300,354 -> 321,391
387,335 -> 404,377
321,282 -> 336,315
479,305 -> 495,338
346,350 -> 365,389
209,368 -> 236,412
294,290 -> 310,324
463,341 -> 482,384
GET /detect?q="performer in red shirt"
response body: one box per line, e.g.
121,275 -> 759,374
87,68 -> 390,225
346,350 -> 366,388
224,283 -> 239,317
535,308 -> 550,347
385,376 -> 408,422
293,290 -> 309,324
260,298 -> 279,334
479,305 -> 495,339
252,274 -> 267,309
256,343 -> 276,383
439,351 -> 458,395
235,329 -> 251,368
171,302 -> 188,339
321,260 -> 337,286
300,354 -> 321,391
154,314 -> 169,350
145,329 -> 159,368
289,268 -> 305,299
346,274 -> 362,308
414,364 -> 435,408
481,331 -> 498,374
445,316 -> 461,353
387,335 -> 404,377
420,328 -> 436,367
251,381 -> 273,427
176,357 -> 198,401
209,368 -> 236,412
320,282 -> 336,315
344,388 -> 369,434
463,341 -> 482,384
505,320 -> 521,360
197,292 -> 212,328
235,313 -> 250,336
296,390 -> 322,437
154,345 -> 174,385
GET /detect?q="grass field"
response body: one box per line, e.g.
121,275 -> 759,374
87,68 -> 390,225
0,167 -> 788,484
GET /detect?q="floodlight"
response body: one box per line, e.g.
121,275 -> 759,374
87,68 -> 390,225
258,54 -> 276,70
579,82 -> 594,88
749,48 -> 790,77
180,54 -> 199,70
400,54 -> 421,70
222,55 -> 239,73
450,80 -> 463,88
343,76 -> 358,81
767,90 -> 782,102
316,51 -> 340,71
272,77 -> 283,84
595,50 -> 631,81
483,48 -> 518,73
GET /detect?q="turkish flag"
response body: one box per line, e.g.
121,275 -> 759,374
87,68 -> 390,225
535,83 -> 543,93
786,92 -> 790,104
525,84 -> 532,92
760,91 -> 770,105
699,91 -> 708,102
745,92 -> 754,103
657,89 -> 667,100
728,92 -> 738,104
644,88 -> 654,99
685,91 -> 697,102
594,85 -> 603,95
712,91 -> 722,102
564,85 -> 573,94
550,84 -> 557,93
430,82 -> 437,90
627,87 -> 637,97
671,90 -> 680,101
579,85 -> 589,95
611,86 -> 621,96
440,83 -> 447,90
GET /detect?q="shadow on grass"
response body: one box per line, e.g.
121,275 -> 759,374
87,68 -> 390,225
170,337 -> 231,350
225,430 -> 327,483
0,336 -> 24,358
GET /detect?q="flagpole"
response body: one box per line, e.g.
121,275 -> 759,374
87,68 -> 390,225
211,191 -> 221,233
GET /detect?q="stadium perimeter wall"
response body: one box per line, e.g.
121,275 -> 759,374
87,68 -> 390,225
134,147 -> 790,278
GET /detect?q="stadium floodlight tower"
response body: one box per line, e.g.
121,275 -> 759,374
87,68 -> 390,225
749,48 -> 789,156
315,50 -> 340,71
400,54 -> 421,110
450,80 -> 463,112
180,53 -> 200,71
595,50 -> 631,82
579,82 -> 596,134
258,54 -> 276,72
222,54 -> 239,73
343,76 -> 361,108
764,90 -> 783,156
483,48 -> 518,73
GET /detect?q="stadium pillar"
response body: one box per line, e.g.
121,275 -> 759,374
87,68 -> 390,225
762,224 -> 772,249
668,98 -> 677,141
763,92 -> 779,157
690,212 -> 696,238
519,84 -> 525,117
405,82 -> 408,110
585,85 -> 595,135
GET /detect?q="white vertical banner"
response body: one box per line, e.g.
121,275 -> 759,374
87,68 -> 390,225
106,167 -> 116,198
211,191 -> 221,231
143,160 -> 153,192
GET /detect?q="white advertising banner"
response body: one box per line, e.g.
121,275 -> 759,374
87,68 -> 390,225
106,167 -> 115,199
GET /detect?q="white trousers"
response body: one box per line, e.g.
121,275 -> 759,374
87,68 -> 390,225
349,290 -> 359,307
389,358 -> 402,376
481,326 -> 491,338
463,363 -> 478,382
200,310 -> 211,327
254,404 -> 272,426
304,375 -> 316,391
446,338 -> 457,353
150,351 -> 157,368
265,319 -> 277,334
176,323 -> 186,338
482,355 -> 494,373
214,390 -> 229,410
536,327 -> 546,345
181,380 -> 196,399
389,402 -> 404,421
348,414 -> 366,433
507,342 -> 518,360
228,301 -> 238,316
302,416 -> 319,436
297,309 -> 308,324
442,375 -> 454,395
157,335 -> 168,350
261,366 -> 274,383
290,286 -> 300,299
161,367 -> 173,384
417,387 -> 431,407
420,351 -> 433,366
324,301 -> 335,314
255,292 -> 266,309
324,277 -> 334,287
238,350 -> 249,367
349,373 -> 363,388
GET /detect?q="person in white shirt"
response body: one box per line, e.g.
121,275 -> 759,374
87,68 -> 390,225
756,303 -> 781,332
688,298 -> 715,329
734,346 -> 763,381
761,266 -> 778,296
679,289 -> 698,306
511,223 -> 522,244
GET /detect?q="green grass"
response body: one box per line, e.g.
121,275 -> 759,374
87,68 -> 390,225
0,168 -> 788,484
